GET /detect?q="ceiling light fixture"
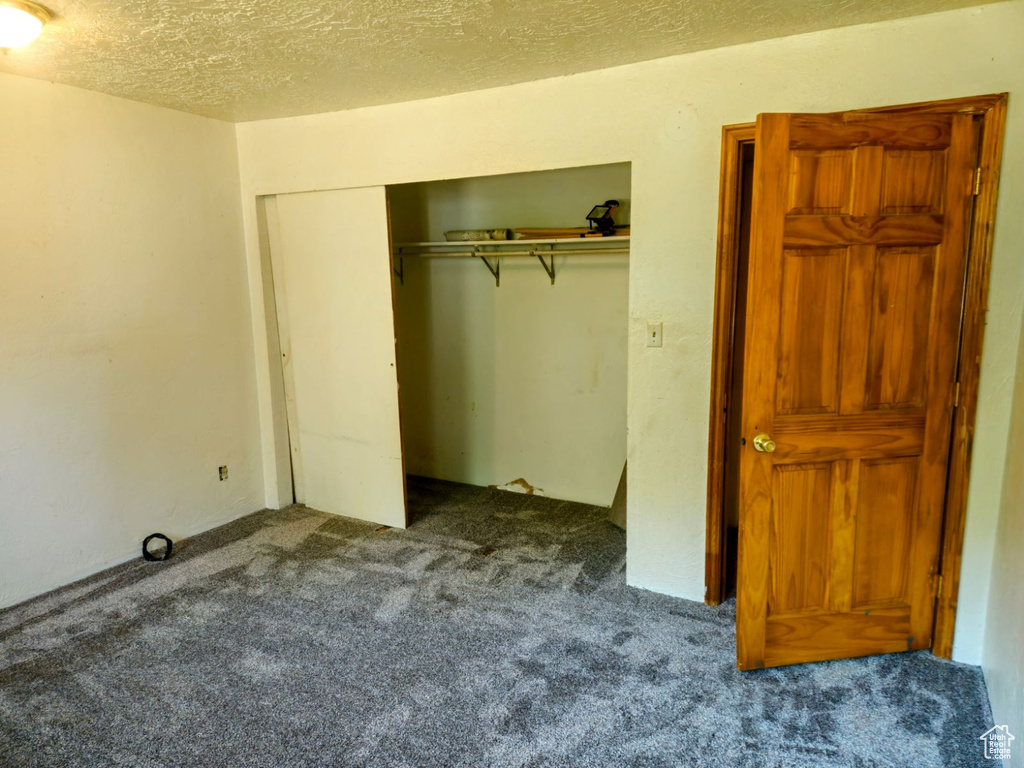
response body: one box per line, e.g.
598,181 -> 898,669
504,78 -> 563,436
0,0 -> 51,50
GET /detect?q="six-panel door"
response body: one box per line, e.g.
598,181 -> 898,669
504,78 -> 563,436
737,110 -> 978,669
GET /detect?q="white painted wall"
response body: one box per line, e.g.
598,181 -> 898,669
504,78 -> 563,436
390,165 -> 629,506
234,1 -> 1024,663
0,73 -> 263,609
983,307 -> 1024,734
270,188 -> 407,528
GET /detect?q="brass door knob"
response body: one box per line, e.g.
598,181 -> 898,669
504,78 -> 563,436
753,433 -> 776,453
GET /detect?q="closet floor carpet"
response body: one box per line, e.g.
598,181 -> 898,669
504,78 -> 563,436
0,477 -> 994,767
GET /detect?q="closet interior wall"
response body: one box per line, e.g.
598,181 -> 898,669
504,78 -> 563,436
389,164 -> 630,506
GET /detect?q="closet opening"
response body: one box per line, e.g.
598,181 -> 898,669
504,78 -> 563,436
387,163 -> 631,546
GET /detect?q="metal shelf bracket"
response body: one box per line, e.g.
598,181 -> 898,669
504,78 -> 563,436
534,248 -> 556,285
475,248 -> 500,286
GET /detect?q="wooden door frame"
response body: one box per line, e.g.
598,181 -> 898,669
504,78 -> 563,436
705,122 -> 756,607
704,93 -> 1008,660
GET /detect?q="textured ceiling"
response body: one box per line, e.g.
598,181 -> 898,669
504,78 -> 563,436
0,0 -> 997,122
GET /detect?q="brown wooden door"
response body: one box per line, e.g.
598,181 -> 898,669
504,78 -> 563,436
736,108 -> 978,669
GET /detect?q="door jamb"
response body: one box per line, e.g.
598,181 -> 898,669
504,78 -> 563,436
703,94 -> 1008,660
705,123 -> 755,606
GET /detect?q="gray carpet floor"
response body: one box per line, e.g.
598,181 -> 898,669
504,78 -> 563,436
0,477 -> 995,767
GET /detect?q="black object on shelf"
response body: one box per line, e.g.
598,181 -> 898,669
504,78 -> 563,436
586,200 -> 619,235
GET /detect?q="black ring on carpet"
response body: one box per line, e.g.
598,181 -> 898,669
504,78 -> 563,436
142,533 -> 173,562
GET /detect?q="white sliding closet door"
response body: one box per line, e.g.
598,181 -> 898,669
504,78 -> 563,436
272,186 -> 406,528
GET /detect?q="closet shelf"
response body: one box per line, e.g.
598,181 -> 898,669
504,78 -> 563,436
392,236 -> 629,287
394,235 -> 630,249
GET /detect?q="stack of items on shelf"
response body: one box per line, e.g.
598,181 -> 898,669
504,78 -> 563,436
443,200 -> 629,242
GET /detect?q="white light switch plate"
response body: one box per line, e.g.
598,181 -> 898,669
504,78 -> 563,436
647,322 -> 663,348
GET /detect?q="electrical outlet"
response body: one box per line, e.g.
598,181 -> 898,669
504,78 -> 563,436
218,465 -> 229,481
647,322 -> 663,348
